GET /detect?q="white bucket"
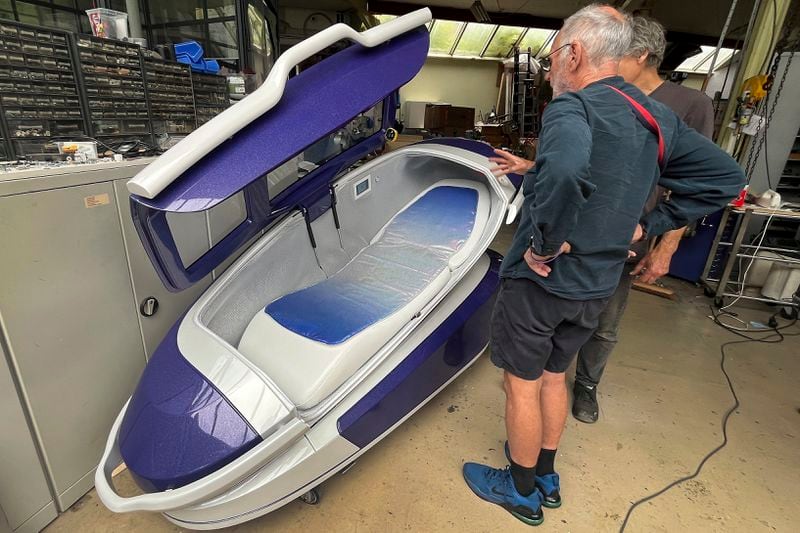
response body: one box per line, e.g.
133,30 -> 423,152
762,264 -> 800,301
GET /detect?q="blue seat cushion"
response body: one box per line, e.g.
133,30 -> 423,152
265,185 -> 479,345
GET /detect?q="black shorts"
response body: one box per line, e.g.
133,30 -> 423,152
490,277 -> 609,380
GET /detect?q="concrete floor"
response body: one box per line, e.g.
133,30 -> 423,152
46,224 -> 800,532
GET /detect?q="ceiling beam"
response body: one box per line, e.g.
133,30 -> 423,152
666,30 -> 740,48
367,1 -> 742,48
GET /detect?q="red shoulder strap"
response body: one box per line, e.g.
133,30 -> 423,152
604,84 -> 666,172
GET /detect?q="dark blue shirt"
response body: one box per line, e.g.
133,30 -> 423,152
500,76 -> 744,300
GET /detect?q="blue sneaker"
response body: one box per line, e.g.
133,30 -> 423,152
504,441 -> 562,508
462,462 -> 544,525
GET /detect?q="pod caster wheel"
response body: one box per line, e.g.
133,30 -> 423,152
703,285 -> 715,297
299,488 -> 320,505
780,307 -> 798,320
713,297 -> 724,308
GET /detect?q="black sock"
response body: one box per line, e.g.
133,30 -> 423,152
536,448 -> 557,476
509,457 -> 537,496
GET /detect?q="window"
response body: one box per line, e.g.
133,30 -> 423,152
373,14 -> 396,25
247,3 -> 266,51
453,22 -> 494,57
206,0 -> 235,18
517,28 -> 555,56
266,102 -> 384,200
1,0 -> 15,18
207,19 -> 236,56
13,1 -> 81,33
158,23 -> 205,45
144,0 -> 238,61
372,14 -> 558,61
484,25 -> 524,58
247,0 -> 273,87
428,19 -> 463,54
675,46 -> 737,73
148,0 -> 204,25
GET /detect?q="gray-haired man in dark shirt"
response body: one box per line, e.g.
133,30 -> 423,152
572,15 -> 717,424
464,6 -> 742,526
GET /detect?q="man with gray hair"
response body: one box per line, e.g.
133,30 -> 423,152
463,4 -> 743,526
573,15 -> 716,424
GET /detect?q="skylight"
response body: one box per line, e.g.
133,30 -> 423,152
371,15 -> 737,68
675,46 -> 737,73
428,19 -> 465,54
373,15 -> 557,60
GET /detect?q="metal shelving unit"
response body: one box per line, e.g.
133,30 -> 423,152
143,55 -> 195,140
702,205 -> 800,311
191,72 -> 229,126
0,21 -> 87,159
1,19 -> 234,160
74,34 -> 153,146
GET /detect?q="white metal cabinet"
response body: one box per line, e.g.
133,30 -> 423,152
0,343 -> 57,533
112,181 -> 211,356
0,160 -> 250,529
0,181 -> 147,511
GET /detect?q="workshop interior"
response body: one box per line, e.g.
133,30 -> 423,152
0,1 -> 798,532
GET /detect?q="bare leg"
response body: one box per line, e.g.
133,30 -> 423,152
540,370 -> 568,449
504,371 -> 543,467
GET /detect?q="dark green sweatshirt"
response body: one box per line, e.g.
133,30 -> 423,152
500,76 -> 745,300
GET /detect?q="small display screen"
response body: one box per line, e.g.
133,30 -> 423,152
355,178 -> 370,196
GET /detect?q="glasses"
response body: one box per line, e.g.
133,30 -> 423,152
538,42 -> 572,72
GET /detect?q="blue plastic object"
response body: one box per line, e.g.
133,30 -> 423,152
174,40 -> 203,62
204,59 -> 220,73
176,53 -> 206,72
174,41 -> 221,73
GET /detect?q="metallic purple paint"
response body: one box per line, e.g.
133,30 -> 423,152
134,27 -> 429,213
119,321 -> 262,492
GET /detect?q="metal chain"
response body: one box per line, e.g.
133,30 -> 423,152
743,100 -> 765,179
744,44 -> 794,179
743,0 -> 799,179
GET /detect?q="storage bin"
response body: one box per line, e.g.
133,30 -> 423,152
86,8 -> 129,40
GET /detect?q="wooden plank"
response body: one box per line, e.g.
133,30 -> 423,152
632,280 -> 677,300
112,462 -> 128,478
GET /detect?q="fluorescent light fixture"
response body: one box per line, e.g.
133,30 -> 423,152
470,1 -> 491,23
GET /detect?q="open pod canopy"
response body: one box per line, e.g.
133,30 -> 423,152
128,10 -> 432,291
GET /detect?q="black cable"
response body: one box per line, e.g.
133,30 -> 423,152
710,306 -> 798,341
618,311 -> 797,532
46,134 -> 162,157
760,48 -> 782,191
